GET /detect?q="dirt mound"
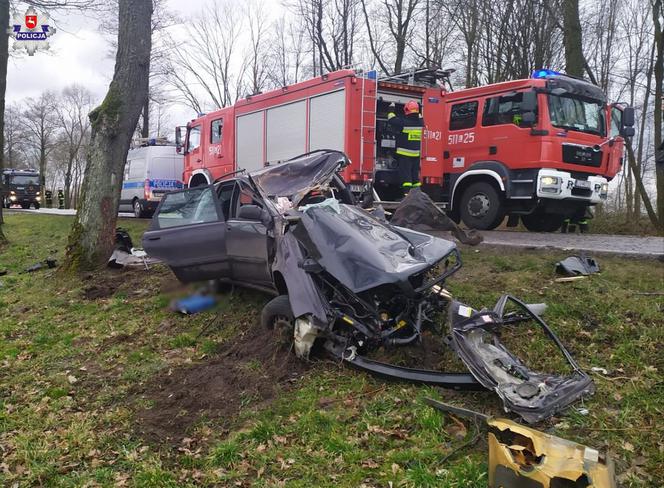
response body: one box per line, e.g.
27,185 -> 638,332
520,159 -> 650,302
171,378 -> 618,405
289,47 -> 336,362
134,324 -> 310,444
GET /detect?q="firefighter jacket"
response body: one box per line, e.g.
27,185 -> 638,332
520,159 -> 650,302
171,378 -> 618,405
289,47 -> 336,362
387,112 -> 423,158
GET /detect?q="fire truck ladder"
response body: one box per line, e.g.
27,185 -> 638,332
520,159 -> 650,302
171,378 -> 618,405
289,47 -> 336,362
359,73 -> 377,178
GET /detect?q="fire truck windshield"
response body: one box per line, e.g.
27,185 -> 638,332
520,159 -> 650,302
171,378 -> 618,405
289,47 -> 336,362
547,94 -> 605,137
10,175 -> 40,185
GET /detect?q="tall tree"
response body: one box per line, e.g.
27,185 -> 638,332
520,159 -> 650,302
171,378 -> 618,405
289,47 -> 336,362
55,85 -> 93,208
0,0 -> 9,243
562,0 -> 584,77
23,93 -> 58,198
64,0 -> 152,270
653,0 -> 664,230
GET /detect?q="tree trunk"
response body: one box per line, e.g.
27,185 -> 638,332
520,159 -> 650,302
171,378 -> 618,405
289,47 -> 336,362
0,0 -> 9,243
653,0 -> 664,231
141,96 -> 149,138
562,0 -> 584,77
64,0 -> 152,270
626,139 -> 660,227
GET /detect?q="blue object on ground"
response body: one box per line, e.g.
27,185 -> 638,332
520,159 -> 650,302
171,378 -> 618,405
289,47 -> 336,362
174,294 -> 217,314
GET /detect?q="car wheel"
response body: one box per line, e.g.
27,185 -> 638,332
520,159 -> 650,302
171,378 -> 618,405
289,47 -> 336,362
459,181 -> 505,230
133,199 -> 145,218
34,203 -> 40,210
261,295 -> 294,329
20,203 -> 30,209
521,213 -> 565,232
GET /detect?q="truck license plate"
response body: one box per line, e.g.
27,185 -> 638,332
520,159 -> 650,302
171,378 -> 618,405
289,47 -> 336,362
575,180 -> 591,189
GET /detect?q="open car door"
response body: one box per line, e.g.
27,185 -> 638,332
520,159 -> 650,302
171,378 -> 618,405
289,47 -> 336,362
142,185 -> 230,282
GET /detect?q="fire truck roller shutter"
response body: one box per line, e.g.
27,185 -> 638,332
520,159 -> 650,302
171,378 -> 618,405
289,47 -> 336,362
309,90 -> 346,152
267,100 -> 307,163
237,111 -> 265,172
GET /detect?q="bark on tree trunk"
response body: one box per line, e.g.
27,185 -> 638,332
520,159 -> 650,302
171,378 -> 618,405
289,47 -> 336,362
63,0 -> 152,270
653,0 -> 664,231
563,0 -> 584,77
141,96 -> 149,138
0,0 -> 9,243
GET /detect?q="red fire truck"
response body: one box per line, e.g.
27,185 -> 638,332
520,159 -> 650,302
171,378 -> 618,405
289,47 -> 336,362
177,68 -> 634,231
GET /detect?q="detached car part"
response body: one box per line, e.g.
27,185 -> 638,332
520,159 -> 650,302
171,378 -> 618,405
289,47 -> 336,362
425,399 -> 616,488
448,295 -> 595,424
555,256 -> 600,276
489,418 -> 615,488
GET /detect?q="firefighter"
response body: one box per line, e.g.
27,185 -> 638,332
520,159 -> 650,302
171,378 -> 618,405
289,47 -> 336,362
57,189 -> 65,209
387,100 -> 423,195
561,207 -> 592,234
45,189 -> 53,208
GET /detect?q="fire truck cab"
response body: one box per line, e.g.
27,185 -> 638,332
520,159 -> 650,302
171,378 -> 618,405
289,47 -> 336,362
178,69 -> 634,231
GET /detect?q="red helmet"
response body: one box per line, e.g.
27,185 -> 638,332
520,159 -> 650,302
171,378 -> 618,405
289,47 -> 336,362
404,100 -> 419,115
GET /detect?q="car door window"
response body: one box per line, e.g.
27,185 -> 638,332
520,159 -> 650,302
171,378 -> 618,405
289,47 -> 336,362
231,183 -> 263,219
218,181 -> 236,220
155,186 -> 221,229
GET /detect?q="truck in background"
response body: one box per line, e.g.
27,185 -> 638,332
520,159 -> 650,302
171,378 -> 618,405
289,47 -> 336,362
119,138 -> 185,218
177,68 -> 634,231
2,168 -> 42,209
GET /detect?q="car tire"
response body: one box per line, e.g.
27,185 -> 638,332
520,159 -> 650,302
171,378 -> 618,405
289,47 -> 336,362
20,203 -> 30,209
459,181 -> 505,230
34,203 -> 40,210
133,199 -> 146,218
521,213 -> 565,232
261,295 -> 294,330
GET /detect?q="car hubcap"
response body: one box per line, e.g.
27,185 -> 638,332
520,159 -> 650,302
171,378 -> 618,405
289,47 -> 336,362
468,193 -> 490,218
134,202 -> 140,216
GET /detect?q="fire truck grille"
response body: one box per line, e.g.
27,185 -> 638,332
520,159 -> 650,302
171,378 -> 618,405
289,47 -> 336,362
562,144 -> 602,168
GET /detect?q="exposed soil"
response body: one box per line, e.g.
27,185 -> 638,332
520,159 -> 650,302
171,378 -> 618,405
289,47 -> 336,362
81,265 -> 173,300
134,324 -> 311,444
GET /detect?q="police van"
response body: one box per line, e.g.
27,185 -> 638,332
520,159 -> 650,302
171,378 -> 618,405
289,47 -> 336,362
119,139 -> 184,218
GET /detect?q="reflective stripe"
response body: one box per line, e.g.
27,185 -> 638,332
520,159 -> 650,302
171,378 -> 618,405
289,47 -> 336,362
402,126 -> 422,141
402,182 -> 412,187
412,182 -> 422,187
396,147 -> 420,157
387,112 -> 396,120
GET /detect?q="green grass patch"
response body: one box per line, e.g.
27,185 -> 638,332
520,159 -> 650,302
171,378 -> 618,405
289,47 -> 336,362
0,213 -> 662,486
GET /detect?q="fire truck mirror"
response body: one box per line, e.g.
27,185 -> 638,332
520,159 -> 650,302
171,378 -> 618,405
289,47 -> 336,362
521,91 -> 537,113
621,106 -> 635,128
175,126 -> 183,153
621,126 -> 635,138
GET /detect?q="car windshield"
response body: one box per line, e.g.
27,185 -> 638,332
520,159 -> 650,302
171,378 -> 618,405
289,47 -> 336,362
547,95 -> 605,136
10,175 -> 40,185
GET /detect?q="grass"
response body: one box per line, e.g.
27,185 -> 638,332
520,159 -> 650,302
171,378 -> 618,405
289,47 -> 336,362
0,212 -> 663,487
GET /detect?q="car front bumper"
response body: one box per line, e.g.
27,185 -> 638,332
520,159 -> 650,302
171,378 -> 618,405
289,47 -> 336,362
536,169 -> 607,204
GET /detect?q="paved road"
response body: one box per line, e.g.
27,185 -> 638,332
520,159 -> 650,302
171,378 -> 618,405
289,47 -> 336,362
478,230 -> 663,258
7,207 -> 663,257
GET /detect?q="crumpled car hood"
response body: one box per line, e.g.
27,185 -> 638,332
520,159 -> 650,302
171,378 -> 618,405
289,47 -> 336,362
249,150 -> 347,205
294,203 -> 457,293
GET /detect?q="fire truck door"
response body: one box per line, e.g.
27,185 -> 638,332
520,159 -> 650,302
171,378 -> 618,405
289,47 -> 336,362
421,94 -> 445,180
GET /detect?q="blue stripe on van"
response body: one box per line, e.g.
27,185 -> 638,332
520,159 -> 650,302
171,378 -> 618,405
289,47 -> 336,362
122,179 -> 184,190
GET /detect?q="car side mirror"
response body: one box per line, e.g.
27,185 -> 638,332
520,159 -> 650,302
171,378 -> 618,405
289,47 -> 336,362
300,258 -> 323,274
237,204 -> 263,220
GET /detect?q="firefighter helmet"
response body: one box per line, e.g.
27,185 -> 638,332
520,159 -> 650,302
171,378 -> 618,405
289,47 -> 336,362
404,100 -> 419,115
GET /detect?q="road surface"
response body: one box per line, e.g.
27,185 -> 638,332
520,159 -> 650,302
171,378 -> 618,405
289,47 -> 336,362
6,207 -> 135,218
6,207 -> 663,258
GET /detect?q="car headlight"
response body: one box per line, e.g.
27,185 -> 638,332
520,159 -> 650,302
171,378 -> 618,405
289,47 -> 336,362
600,183 -> 608,197
9,190 -> 15,195
9,195 -> 16,201
539,175 -> 561,193
35,196 -> 41,202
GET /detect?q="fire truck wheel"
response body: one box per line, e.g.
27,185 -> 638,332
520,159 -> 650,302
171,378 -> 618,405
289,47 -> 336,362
459,181 -> 505,230
34,203 -> 40,210
133,199 -> 146,219
521,213 -> 565,232
20,203 -> 30,209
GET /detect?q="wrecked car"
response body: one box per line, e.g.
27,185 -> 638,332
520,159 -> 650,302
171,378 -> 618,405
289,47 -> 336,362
143,150 -> 593,423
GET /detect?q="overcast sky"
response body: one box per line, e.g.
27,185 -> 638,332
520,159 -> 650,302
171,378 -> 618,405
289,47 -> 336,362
6,0 -> 283,130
